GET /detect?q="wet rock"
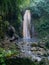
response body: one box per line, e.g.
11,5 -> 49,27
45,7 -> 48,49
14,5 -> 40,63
31,47 -> 37,51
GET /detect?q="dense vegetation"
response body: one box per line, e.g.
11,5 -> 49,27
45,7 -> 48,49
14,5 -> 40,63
30,0 -> 49,38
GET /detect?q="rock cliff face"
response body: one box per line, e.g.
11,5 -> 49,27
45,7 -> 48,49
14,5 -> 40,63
6,25 -> 19,42
6,25 -> 15,37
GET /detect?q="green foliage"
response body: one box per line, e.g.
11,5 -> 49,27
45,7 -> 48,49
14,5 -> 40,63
19,0 -> 30,9
0,48 -> 6,65
0,20 -> 5,39
34,13 -> 49,38
45,41 -> 49,49
0,16 -> 9,39
30,0 -> 49,38
0,47 -> 19,65
0,0 -> 21,35
6,57 -> 38,65
0,0 -> 31,37
0,57 -> 6,65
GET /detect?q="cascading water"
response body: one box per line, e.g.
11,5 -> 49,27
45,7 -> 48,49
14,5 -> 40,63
23,10 -> 31,41
17,10 -> 42,61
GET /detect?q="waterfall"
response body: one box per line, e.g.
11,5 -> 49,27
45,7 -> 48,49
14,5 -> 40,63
23,10 -> 31,41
